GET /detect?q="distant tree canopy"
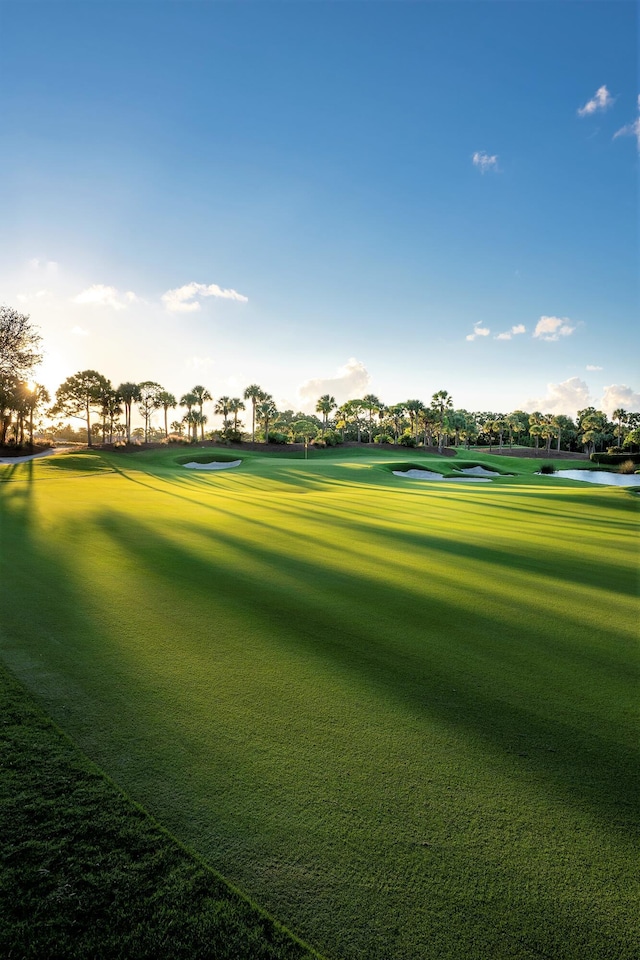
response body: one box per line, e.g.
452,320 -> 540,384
51,370 -> 111,447
0,305 -> 42,380
3,309 -> 638,454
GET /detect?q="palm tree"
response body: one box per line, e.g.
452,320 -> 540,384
228,398 -> 245,435
157,391 -> 177,438
528,412 -> 544,453
215,396 -> 231,432
24,382 -> 50,446
362,394 -> 380,443
405,400 -> 424,441
190,385 -> 212,441
540,414 -> 558,455
387,404 -> 406,444
116,383 -> 141,444
100,386 -> 123,443
244,384 -> 265,444
256,396 -> 276,442
612,408 -> 627,448
137,381 -> 163,443
431,390 -> 453,453
315,394 -> 336,435
482,419 -> 500,453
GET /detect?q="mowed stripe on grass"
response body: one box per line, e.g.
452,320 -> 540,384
1,447 -> 638,959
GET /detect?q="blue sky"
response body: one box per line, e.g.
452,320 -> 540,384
1,1 -> 638,421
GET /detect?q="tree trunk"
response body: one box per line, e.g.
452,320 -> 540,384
86,398 -> 92,447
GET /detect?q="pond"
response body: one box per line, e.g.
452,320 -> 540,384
543,470 -> 640,487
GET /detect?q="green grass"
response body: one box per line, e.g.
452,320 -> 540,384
0,667 -> 322,960
1,446 -> 638,959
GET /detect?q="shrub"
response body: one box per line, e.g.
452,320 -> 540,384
374,434 -> 394,444
591,452 -> 640,465
619,460 -> 637,475
540,463 -> 555,474
607,446 -> 624,455
312,438 -> 327,448
322,430 -> 342,447
267,431 -> 290,445
399,434 -> 418,447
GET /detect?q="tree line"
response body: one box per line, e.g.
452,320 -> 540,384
2,304 -> 639,454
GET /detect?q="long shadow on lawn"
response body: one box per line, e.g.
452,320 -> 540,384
92,509 -> 639,833
1,483 -> 638,960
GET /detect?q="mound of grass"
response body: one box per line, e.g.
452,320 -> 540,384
0,665 -> 321,960
175,452 -> 243,466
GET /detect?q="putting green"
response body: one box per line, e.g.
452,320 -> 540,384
1,446 -> 638,959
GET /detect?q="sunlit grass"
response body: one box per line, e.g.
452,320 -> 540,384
1,446 -> 638,959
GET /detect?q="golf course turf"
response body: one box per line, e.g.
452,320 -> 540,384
1,446 -> 638,959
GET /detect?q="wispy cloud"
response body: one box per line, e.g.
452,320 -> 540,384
577,85 -> 614,117
28,258 -> 59,277
162,282 -> 248,313
16,290 -> 50,303
586,364 -> 602,372
495,324 -> 526,341
524,377 -> 591,418
466,323 -> 491,342
533,316 -> 575,341
472,151 -> 499,173
72,284 -> 131,310
298,358 -> 371,410
613,94 -> 640,151
186,356 -> 214,370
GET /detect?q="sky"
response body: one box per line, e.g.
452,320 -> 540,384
1,0 -> 638,425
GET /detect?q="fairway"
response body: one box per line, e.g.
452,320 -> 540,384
1,447 -> 638,959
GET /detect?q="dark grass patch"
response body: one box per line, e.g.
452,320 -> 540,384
0,666 -> 322,960
174,453 -> 243,466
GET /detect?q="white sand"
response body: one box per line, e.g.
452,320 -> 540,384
0,446 -> 70,465
457,466 -> 500,476
183,459 -> 242,470
393,469 -> 491,482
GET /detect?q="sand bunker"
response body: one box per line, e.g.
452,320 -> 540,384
0,447 -> 64,465
182,459 -> 242,471
393,470 -> 491,482
457,466 -> 500,477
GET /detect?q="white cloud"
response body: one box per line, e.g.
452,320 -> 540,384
71,325 -> 89,337
523,377 -> 591,417
472,151 -> 499,173
598,384 -> 640,417
16,289 -> 50,303
72,284 -> 130,310
186,356 -> 214,370
495,323 -> 526,340
613,95 -> 640,151
533,316 -> 575,341
466,323 -> 491,341
125,290 -> 143,303
28,258 -> 59,277
586,364 -> 602,372
297,358 -> 371,410
577,85 -> 614,117
162,281 -> 248,313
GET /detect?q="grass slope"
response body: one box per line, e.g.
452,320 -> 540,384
1,446 -> 638,959
0,666 -> 322,959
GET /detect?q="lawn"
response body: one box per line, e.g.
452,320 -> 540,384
1,446 -> 638,959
